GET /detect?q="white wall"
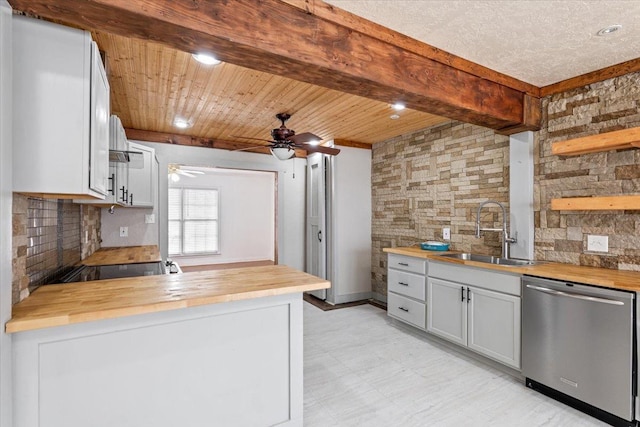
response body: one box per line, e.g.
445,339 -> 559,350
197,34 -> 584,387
509,131 -> 535,260
116,142 -> 306,270
329,146 -> 372,304
0,2 -> 12,426
169,168 -> 276,266
101,206 -> 158,247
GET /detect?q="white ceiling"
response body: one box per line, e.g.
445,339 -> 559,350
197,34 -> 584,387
325,0 -> 640,87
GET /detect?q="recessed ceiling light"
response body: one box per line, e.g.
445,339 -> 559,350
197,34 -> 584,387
390,114 -> 400,120
174,118 -> 191,129
192,53 -> 221,65
596,24 -> 622,36
392,102 -> 406,111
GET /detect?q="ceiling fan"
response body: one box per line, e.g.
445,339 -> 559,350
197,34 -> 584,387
234,113 -> 340,160
168,164 -> 204,182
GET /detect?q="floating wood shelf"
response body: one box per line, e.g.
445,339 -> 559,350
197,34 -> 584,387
551,195 -> 640,211
552,127 -> 640,156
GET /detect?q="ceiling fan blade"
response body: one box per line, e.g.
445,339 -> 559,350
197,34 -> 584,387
181,169 -> 204,175
298,144 -> 340,156
178,171 -> 197,177
288,132 -> 321,144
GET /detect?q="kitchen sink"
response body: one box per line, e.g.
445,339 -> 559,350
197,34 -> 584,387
436,253 -> 541,266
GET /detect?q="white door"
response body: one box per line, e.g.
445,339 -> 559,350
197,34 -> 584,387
427,277 -> 466,346
467,286 -> 521,369
306,153 -> 326,300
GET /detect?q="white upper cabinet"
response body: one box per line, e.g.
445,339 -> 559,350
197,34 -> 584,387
12,16 -> 110,199
75,115 -> 129,205
127,141 -> 157,208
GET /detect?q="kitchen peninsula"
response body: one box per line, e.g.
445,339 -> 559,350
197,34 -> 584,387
7,264 -> 329,427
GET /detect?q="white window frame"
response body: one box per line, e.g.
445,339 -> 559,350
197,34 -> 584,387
168,187 -> 220,256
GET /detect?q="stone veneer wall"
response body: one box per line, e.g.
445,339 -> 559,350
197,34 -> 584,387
371,71 -> 640,300
537,71 -> 640,270
12,194 -> 101,303
371,122 -> 510,298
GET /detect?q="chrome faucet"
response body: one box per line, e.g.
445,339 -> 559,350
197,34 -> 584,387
475,200 -> 517,259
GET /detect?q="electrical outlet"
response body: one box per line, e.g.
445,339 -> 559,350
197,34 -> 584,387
587,235 -> 608,252
443,227 -> 451,241
119,226 -> 128,237
145,214 -> 155,224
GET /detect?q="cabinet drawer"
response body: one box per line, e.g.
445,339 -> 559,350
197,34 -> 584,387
429,261 -> 521,296
388,292 -> 426,329
388,269 -> 426,301
388,254 -> 427,275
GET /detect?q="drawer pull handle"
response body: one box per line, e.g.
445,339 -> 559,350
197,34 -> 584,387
398,282 -> 409,286
398,262 -> 409,266
398,307 -> 409,312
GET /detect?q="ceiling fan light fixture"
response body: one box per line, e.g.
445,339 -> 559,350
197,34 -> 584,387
169,172 -> 180,182
596,24 -> 622,36
192,53 -> 221,65
271,146 -> 295,160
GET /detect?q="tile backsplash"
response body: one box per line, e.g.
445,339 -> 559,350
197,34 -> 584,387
12,194 -> 101,303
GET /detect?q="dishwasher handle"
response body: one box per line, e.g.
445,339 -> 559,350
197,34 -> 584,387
525,284 -> 625,306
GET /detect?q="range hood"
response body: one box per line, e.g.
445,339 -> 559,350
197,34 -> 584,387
109,150 -> 144,168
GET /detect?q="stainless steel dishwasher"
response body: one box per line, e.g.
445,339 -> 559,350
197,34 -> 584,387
522,276 -> 636,426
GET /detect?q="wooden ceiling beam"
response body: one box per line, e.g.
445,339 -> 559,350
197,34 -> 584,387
281,0 -> 541,98
124,128 -> 308,158
333,139 -> 372,150
10,0 -> 540,133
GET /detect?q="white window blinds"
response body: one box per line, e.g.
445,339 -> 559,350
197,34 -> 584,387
168,188 -> 219,255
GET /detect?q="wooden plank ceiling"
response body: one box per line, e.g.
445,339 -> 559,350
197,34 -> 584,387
10,0 -> 542,152
94,32 -> 449,147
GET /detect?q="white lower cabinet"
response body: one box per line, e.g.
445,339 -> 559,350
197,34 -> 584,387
387,254 -> 428,330
427,277 -> 466,346
427,262 -> 521,369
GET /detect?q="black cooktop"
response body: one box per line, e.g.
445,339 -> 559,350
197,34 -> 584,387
58,262 -> 166,283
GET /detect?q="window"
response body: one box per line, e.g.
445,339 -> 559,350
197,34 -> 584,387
168,188 -> 219,255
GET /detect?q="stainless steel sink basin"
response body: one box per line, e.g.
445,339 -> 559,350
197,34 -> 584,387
437,253 -> 541,266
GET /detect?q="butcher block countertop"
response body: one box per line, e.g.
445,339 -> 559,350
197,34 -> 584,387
6,265 -> 330,333
81,245 -> 162,266
384,246 -> 640,292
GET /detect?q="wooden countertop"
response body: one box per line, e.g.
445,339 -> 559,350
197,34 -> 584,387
81,245 -> 162,266
384,247 -> 640,292
6,265 -> 330,333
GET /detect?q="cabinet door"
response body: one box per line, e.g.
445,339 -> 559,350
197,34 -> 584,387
127,142 -> 155,207
467,286 -> 521,369
427,278 -> 466,346
89,41 -> 109,196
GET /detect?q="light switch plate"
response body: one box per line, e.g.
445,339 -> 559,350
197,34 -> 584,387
443,227 -> 451,241
119,226 -> 128,237
145,214 -> 155,224
587,235 -> 608,252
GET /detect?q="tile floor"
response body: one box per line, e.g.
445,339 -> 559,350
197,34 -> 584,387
303,302 -> 607,426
